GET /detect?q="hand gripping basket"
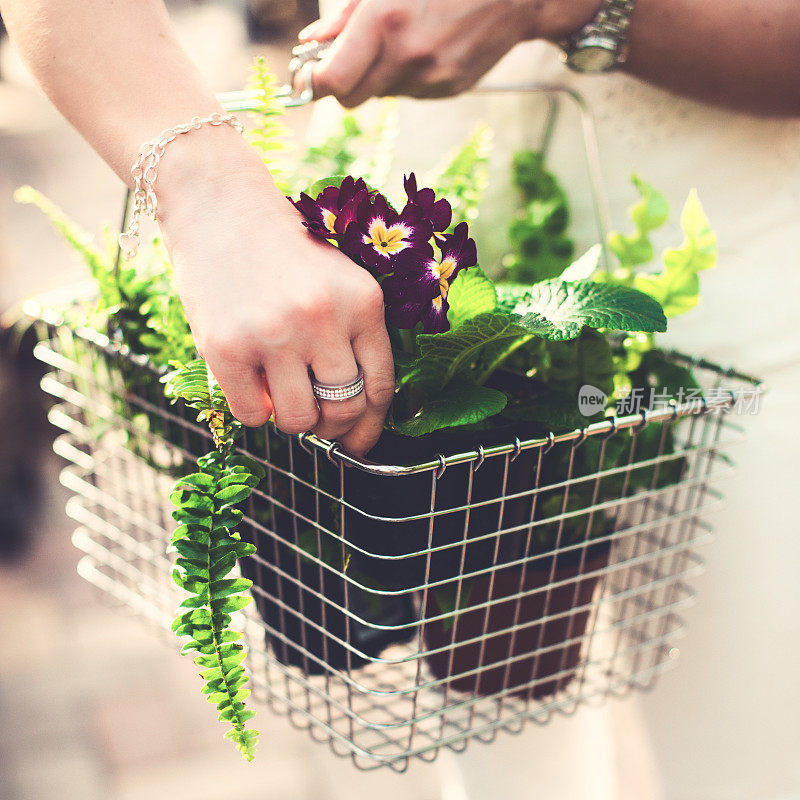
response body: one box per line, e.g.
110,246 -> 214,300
28,85 -> 762,772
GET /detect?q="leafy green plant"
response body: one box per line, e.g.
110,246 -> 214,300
164,360 -> 263,760
18,56 -> 720,748
604,175 -> 717,319
502,150 -> 575,283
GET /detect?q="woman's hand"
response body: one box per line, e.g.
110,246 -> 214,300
157,128 -> 395,456
301,0 -> 599,107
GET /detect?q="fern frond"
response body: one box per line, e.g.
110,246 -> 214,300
14,186 -> 118,307
428,123 -> 493,226
165,361 -> 263,760
246,56 -> 293,192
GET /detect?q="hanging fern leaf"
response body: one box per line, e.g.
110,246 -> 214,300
164,360 -> 263,760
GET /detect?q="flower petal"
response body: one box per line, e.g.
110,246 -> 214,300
420,296 -> 450,334
386,301 -> 425,330
382,271 -> 440,304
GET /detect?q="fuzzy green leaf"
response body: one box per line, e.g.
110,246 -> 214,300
413,312 -> 532,390
446,267 -> 497,329
512,280 -> 667,341
393,381 -> 508,437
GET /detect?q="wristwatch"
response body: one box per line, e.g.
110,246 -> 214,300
561,0 -> 637,74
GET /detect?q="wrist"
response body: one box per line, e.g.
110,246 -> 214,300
523,0 -> 603,43
154,124 -> 287,226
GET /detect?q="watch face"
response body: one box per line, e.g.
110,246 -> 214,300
567,38 -> 618,73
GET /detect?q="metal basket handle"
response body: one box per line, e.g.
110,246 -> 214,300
115,40 -> 611,271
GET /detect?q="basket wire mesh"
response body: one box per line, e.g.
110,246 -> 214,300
28,85 -> 762,771
30,309 -> 759,771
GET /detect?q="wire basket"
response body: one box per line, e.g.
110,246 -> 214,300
27,84 -> 762,771
30,303 -> 761,771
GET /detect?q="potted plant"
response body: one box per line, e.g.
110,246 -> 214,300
17,58 -> 718,749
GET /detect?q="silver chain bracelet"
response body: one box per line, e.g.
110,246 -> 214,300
118,112 -> 244,259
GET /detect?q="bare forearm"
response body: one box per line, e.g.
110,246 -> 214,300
0,0 -> 253,184
619,0 -> 800,116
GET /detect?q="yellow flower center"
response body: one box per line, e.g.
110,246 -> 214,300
364,219 -> 411,255
431,256 -> 458,298
322,209 -> 337,234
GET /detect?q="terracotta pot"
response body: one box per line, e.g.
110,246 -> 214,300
423,543 -> 610,698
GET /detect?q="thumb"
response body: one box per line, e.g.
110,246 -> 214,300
298,0 -> 362,43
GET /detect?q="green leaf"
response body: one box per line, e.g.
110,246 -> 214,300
608,176 -> 669,269
210,577 -> 253,600
633,190 -> 716,318
512,280 -> 667,341
502,391 -> 590,430
558,244 -> 602,283
214,485 -> 252,507
307,175 -> 346,196
211,595 -> 252,614
495,283 -> 533,314
217,473 -> 260,490
226,456 -> 266,479
393,381 -> 508,437
634,269 -> 700,317
446,267 -> 497,329
665,189 -> 716,273
545,328 -> 616,398
413,312 -> 532,390
174,473 -> 216,493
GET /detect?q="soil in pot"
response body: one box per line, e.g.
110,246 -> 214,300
423,541 -> 610,699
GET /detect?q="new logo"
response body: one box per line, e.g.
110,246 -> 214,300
578,384 -> 608,417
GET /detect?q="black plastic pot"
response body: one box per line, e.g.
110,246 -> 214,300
340,424 -> 543,593
240,515 -> 417,675
239,434 -> 418,675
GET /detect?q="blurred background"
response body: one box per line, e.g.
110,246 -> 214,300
1,2 -> 799,799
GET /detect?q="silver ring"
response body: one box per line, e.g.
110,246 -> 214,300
310,369 -> 365,402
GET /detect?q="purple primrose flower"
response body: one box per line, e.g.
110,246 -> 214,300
404,173 -> 452,238
341,193 -> 434,274
292,176 -> 370,240
292,174 -> 475,335
383,222 -> 477,334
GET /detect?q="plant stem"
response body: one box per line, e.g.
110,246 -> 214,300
399,328 -> 416,356
475,334 -> 535,385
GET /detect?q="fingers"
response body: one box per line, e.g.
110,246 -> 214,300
312,1 -> 385,101
205,357 -> 273,427
338,322 -> 395,458
261,355 -> 319,435
298,0 -> 361,43
309,348 -> 367,442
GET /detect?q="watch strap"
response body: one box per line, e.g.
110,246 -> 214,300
564,0 -> 637,69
